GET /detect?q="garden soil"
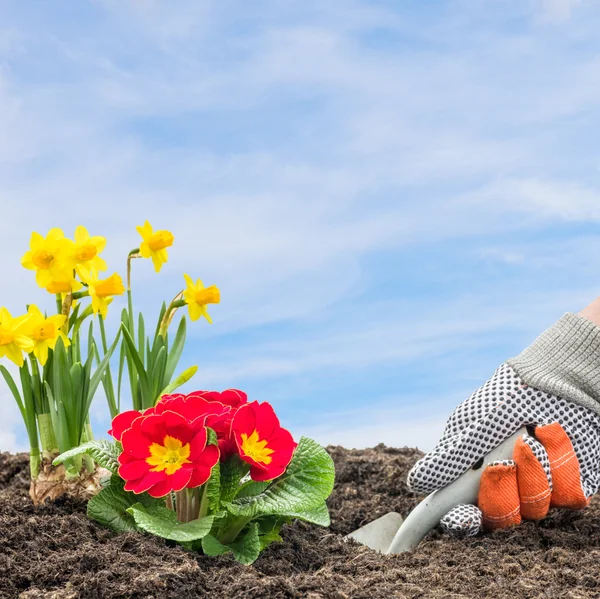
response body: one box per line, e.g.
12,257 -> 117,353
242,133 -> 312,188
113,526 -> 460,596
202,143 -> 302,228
2,445 -> 600,599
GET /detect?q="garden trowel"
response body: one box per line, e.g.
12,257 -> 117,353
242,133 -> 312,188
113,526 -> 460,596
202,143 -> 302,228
346,427 -> 527,554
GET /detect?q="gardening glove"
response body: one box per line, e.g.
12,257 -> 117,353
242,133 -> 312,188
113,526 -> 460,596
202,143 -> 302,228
407,313 -> 600,537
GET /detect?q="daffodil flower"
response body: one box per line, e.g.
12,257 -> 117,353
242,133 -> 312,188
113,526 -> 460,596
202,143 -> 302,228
183,274 -> 220,323
72,226 -> 107,278
136,221 -> 174,273
24,305 -> 69,366
45,277 -> 83,296
86,272 -> 125,319
0,308 -> 34,367
21,229 -> 74,289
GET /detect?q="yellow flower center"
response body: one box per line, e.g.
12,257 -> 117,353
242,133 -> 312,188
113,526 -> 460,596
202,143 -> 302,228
32,250 -> 54,270
94,275 -> 124,298
0,329 -> 14,346
31,322 -> 56,341
75,244 -> 97,262
195,286 -> 220,306
148,231 -> 174,252
240,430 -> 274,465
146,435 -> 191,475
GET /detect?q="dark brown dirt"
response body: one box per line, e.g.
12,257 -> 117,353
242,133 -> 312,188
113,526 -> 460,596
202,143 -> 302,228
2,446 -> 600,599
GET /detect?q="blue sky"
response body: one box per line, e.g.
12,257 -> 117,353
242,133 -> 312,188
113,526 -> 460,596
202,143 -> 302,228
1,0 -> 600,451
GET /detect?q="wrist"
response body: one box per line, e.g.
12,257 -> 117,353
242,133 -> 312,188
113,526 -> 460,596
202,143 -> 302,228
578,297 -> 600,327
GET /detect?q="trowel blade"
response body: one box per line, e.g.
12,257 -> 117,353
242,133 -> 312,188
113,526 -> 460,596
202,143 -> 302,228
345,512 -> 404,553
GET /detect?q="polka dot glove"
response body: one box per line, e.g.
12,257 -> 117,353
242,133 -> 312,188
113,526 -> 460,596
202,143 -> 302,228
407,364 -> 600,536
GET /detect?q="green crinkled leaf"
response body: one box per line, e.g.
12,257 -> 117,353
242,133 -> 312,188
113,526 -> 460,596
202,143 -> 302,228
207,427 -> 218,446
202,523 -> 261,565
200,534 -> 230,557
220,456 -> 250,503
127,502 -> 215,543
87,476 -> 161,533
235,481 -> 269,499
53,439 -> 121,474
224,437 -> 335,520
206,461 -> 221,512
285,501 -> 331,526
257,516 -> 285,551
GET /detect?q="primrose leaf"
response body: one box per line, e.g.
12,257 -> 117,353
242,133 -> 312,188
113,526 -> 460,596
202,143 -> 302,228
220,456 -> 250,503
201,523 -> 261,565
206,461 -> 221,513
235,481 -> 269,499
127,503 -> 215,543
87,476 -> 161,534
224,437 -> 335,521
53,439 -> 121,474
285,501 -> 331,527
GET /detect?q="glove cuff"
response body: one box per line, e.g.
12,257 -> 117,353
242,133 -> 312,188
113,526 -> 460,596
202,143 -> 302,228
507,312 -> 600,416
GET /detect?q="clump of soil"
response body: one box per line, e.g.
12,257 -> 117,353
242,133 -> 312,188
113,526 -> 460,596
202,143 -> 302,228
2,446 -> 600,599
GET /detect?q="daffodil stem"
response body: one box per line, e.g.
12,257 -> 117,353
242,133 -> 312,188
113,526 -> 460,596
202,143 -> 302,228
159,296 -> 185,337
80,420 -> 95,474
38,413 -> 58,458
98,316 -> 108,353
29,450 -> 41,480
55,294 -> 62,315
126,249 -> 140,292
71,290 -> 90,300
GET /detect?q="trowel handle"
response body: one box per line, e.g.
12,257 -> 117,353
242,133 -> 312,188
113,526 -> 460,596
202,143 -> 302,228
386,427 -> 527,554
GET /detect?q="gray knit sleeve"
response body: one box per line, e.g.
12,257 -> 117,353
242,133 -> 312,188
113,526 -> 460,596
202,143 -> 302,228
507,312 -> 600,416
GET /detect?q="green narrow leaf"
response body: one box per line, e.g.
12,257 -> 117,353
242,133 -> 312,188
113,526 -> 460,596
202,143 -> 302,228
127,503 -> 215,543
202,523 -> 261,565
153,301 -> 168,341
224,437 -> 335,520
67,302 -> 81,332
0,365 -> 26,419
53,439 -> 121,473
158,365 -> 198,398
121,324 -> 151,404
151,346 -> 167,399
87,330 -> 121,406
138,312 -> 146,367
163,316 -> 186,385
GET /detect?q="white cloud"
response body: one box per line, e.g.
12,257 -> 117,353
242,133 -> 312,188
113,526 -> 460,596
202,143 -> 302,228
539,0 -> 581,21
1,1 -> 600,450
300,413 -> 448,452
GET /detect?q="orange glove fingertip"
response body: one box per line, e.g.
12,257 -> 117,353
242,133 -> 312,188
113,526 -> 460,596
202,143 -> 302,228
513,436 -> 551,521
479,462 -> 521,531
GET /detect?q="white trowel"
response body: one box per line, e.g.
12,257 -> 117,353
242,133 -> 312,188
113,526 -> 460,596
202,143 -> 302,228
346,427 -> 526,554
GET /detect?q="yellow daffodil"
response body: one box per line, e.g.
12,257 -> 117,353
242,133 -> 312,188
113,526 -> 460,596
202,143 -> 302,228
183,274 -> 220,323
24,305 -> 69,366
72,226 -> 107,278
136,221 -> 174,273
0,308 -> 34,367
87,272 -> 125,319
21,229 -> 74,289
45,277 -> 83,296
